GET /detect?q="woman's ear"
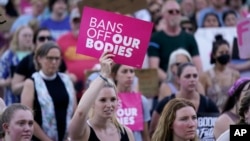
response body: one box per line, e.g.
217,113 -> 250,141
2,123 -> 9,133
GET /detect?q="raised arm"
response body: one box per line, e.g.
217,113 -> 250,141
68,52 -> 114,140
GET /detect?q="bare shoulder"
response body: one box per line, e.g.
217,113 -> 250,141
24,78 -> 34,87
230,68 -> 240,80
214,113 -> 233,139
216,113 -> 233,123
124,126 -> 135,141
22,78 -> 35,96
215,113 -> 233,128
199,71 -> 208,81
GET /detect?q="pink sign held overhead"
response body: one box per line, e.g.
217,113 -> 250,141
117,93 -> 143,131
236,18 -> 250,59
76,6 -> 154,68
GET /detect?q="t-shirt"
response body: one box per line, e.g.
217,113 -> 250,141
155,94 -> 219,115
57,32 -> 99,82
15,53 -> 67,79
148,30 -> 199,71
40,16 -> 71,40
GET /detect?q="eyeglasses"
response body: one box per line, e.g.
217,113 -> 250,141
45,56 -> 61,62
37,36 -> 53,42
167,9 -> 180,15
184,74 -> 198,79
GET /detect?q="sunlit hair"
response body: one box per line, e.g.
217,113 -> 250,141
34,41 -> 61,70
238,91 -> 250,124
88,78 -> 125,133
167,48 -> 192,81
10,25 -> 34,52
0,104 -> 33,138
152,98 -> 198,141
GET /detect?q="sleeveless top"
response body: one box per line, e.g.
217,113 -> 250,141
87,121 -> 129,141
206,69 -> 234,110
32,72 -> 75,141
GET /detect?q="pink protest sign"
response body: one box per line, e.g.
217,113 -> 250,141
76,6 -> 154,68
236,18 -> 250,59
117,93 -> 143,131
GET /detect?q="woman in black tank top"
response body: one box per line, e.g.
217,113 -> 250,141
68,52 -> 134,141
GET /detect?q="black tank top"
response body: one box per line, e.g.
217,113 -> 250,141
88,125 -> 129,141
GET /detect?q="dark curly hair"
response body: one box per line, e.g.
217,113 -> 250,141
238,91 -> 250,124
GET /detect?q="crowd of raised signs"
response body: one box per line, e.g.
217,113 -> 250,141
0,0 -> 250,141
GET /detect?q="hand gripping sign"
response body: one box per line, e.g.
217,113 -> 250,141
76,6 -> 153,68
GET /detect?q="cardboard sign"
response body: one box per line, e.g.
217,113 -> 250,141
78,0 -> 147,14
236,18 -> 250,59
197,113 -> 219,141
117,93 -> 143,131
135,68 -> 158,98
76,7 -> 153,68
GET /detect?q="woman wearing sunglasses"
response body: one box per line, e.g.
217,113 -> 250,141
11,27 -> 70,95
149,62 -> 219,137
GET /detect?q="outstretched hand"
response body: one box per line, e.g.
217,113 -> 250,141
99,51 -> 115,77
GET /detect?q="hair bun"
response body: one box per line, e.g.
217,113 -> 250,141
215,34 -> 224,41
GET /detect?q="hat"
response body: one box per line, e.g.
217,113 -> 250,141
228,77 -> 250,96
70,8 -> 81,21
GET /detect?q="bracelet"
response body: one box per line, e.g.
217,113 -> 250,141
99,74 -> 109,83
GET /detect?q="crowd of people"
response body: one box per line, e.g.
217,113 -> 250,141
0,0 -> 250,141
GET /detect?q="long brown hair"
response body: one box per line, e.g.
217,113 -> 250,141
152,98 -> 199,141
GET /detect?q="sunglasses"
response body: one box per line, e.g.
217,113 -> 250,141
184,74 -> 198,79
72,18 -> 81,23
168,9 -> 180,15
182,27 -> 194,32
37,36 -> 53,42
174,62 -> 182,67
45,56 -> 61,62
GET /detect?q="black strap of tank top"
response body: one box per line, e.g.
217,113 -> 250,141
120,127 -> 129,141
88,125 -> 130,141
88,126 -> 100,141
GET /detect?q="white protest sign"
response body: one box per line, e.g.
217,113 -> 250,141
194,27 -> 237,71
236,18 -> 250,59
